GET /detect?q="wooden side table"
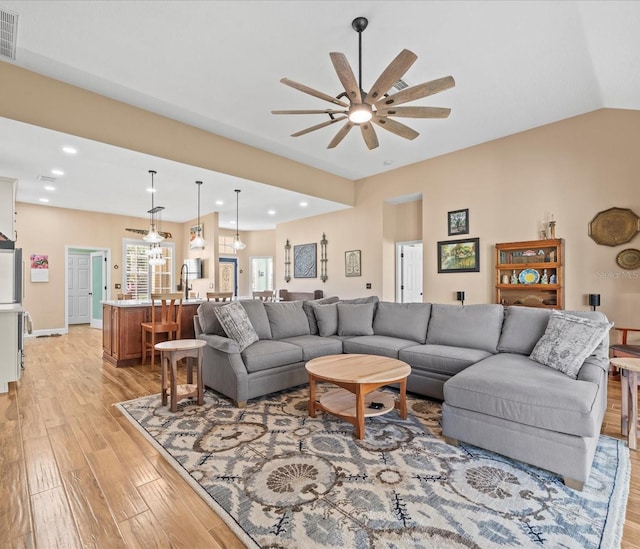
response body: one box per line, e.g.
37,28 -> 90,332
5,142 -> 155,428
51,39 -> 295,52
610,357 -> 640,450
155,339 -> 207,412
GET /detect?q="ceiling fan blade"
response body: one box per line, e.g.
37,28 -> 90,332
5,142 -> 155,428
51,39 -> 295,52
272,109 -> 348,115
360,122 -> 379,150
280,78 -> 350,108
372,116 -> 419,140
375,76 -> 455,109
364,49 -> 417,105
327,122 -> 354,149
377,106 -> 451,119
330,52 -> 362,104
291,116 -> 348,137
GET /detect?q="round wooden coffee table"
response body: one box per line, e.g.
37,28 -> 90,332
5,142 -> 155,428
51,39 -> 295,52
305,354 -> 412,439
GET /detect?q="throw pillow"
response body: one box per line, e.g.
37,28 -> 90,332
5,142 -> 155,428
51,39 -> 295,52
529,310 -> 613,379
337,302 -> 375,336
196,302 -> 227,336
263,301 -> 310,339
312,302 -> 339,337
302,296 -> 340,334
213,302 -> 259,351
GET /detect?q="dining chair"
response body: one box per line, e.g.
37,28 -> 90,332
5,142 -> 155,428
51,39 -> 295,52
206,292 -> 234,302
610,327 -> 640,376
141,292 -> 183,370
252,290 -> 275,302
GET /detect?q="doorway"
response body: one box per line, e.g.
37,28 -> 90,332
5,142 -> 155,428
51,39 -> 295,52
396,241 -> 423,303
219,257 -> 238,297
250,256 -> 273,292
65,246 -> 110,331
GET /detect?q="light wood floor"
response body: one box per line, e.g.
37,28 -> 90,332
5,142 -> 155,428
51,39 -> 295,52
1,325 -> 639,547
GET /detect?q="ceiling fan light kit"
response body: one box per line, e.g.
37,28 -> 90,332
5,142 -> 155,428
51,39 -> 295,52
272,17 -> 455,150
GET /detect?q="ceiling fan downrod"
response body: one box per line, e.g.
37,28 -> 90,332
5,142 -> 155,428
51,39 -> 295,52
352,17 -> 368,96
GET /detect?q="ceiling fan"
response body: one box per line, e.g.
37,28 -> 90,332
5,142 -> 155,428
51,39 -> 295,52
272,16 -> 455,150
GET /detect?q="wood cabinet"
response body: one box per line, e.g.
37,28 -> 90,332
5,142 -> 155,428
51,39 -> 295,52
102,302 -> 200,367
495,239 -> 564,309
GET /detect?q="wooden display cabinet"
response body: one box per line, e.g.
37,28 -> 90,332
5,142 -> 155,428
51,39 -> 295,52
495,239 -> 564,309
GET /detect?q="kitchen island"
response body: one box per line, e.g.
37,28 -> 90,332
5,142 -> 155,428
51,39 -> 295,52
102,298 -> 205,367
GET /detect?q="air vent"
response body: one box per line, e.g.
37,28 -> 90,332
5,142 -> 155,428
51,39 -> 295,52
393,79 -> 410,91
37,175 -> 57,183
0,7 -> 18,61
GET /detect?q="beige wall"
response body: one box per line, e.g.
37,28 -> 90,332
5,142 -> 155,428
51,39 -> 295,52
276,109 -> 640,330
4,60 -> 639,335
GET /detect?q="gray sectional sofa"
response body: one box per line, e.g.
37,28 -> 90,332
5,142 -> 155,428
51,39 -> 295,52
193,296 -> 611,490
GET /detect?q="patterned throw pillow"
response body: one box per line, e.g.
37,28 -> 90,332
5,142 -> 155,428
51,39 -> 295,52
213,302 -> 259,351
529,310 -> 613,378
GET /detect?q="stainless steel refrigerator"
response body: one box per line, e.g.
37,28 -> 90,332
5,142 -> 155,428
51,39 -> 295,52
0,248 -> 24,393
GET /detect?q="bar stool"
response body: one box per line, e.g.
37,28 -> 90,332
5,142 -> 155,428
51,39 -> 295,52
155,339 -> 207,412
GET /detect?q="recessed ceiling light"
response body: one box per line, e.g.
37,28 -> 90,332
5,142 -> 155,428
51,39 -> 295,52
215,200 -> 224,206
300,201 -> 308,207
268,210 -> 276,215
51,169 -> 64,176
39,198 -> 49,203
230,220 -> 236,225
146,187 -> 156,193
62,146 -> 77,154
44,185 -> 56,191
383,160 -> 394,166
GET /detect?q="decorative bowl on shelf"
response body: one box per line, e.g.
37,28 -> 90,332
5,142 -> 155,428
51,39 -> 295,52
518,268 -> 540,284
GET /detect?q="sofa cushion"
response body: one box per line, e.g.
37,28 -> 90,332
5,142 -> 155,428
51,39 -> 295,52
240,340 -> 303,373
344,335 -> 417,359
529,310 -> 613,379
399,344 -> 492,377
497,306 -> 551,355
338,302 -> 375,336
197,302 -> 226,336
214,302 -> 259,351
373,302 -> 431,344
239,299 -> 272,339
312,302 -> 339,337
282,335 -> 343,361
443,353 -> 603,437
427,304 -> 504,354
264,301 -> 310,339
302,296 -> 339,335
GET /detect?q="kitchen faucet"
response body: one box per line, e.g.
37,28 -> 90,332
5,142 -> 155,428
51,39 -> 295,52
178,263 -> 190,299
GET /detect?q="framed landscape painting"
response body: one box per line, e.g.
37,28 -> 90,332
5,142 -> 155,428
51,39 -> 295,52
437,237 -> 480,273
448,209 -> 469,236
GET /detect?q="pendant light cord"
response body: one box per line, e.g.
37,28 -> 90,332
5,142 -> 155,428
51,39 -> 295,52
235,189 -> 240,239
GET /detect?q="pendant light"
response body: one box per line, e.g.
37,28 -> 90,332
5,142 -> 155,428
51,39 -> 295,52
190,180 -> 206,250
148,242 -> 165,266
231,189 -> 246,250
143,170 -> 164,244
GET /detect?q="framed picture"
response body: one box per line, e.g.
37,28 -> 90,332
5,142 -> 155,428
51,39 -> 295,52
294,243 -> 317,278
345,250 -> 361,277
437,237 -> 480,273
448,208 -> 469,236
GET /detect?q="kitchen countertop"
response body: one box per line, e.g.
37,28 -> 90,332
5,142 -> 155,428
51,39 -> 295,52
102,298 -> 206,307
0,304 -> 24,313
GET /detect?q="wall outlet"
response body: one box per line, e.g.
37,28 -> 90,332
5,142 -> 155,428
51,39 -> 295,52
366,283 -> 372,289
115,283 -> 121,289
209,283 -> 214,288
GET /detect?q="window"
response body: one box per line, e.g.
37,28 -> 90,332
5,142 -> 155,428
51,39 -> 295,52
123,239 -> 175,299
219,235 -> 236,255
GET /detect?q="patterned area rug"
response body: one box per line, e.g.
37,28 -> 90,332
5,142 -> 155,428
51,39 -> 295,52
116,386 -> 629,548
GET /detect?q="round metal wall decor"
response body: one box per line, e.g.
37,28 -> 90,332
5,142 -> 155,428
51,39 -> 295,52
588,207 -> 640,246
616,248 -> 640,270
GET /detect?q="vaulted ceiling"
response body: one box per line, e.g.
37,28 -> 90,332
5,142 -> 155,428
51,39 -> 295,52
1,1 -> 638,228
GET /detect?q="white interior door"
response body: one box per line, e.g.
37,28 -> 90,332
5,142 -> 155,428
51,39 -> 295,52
89,251 -> 107,329
68,254 -> 91,324
396,242 -> 423,303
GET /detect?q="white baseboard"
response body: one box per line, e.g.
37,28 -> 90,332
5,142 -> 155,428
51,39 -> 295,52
27,328 -> 68,338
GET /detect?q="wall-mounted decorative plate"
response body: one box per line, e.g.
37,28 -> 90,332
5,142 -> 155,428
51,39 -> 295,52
616,248 -> 640,270
588,207 -> 640,246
